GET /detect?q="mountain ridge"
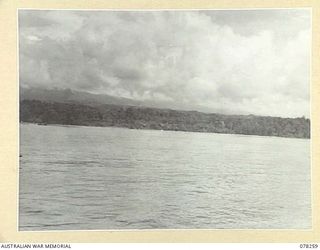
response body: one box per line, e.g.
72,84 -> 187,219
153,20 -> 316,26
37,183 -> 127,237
19,87 -> 237,116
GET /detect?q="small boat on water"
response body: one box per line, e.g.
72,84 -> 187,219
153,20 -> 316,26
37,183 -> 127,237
37,122 -> 47,126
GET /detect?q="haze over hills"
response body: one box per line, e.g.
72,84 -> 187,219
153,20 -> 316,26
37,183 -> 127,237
20,87 -> 141,107
20,87 -> 229,115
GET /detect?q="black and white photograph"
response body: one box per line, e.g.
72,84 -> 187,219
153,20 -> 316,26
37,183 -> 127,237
18,9 -> 311,231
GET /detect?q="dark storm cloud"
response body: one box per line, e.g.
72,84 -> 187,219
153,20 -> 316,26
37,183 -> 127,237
19,9 -> 311,117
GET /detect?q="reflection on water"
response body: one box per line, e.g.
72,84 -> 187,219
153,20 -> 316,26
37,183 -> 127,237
19,123 -> 311,230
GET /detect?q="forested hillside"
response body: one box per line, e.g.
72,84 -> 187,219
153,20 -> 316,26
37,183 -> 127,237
20,100 -> 310,139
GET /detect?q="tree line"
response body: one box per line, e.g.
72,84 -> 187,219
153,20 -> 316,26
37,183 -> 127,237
20,100 -> 310,138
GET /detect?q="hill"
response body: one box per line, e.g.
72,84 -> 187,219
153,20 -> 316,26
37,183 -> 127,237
19,87 -> 230,114
20,87 -> 142,106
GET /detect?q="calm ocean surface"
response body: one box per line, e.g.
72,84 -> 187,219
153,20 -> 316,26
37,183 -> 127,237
19,123 -> 311,230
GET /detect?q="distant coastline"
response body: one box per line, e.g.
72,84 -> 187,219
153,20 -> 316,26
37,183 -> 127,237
20,100 -> 310,139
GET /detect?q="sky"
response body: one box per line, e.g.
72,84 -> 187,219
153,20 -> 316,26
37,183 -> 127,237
19,9 -> 311,118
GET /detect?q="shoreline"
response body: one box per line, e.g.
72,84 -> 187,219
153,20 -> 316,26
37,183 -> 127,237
19,121 -> 310,140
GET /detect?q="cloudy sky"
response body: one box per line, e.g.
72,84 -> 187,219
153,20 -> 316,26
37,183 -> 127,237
19,9 -> 311,118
